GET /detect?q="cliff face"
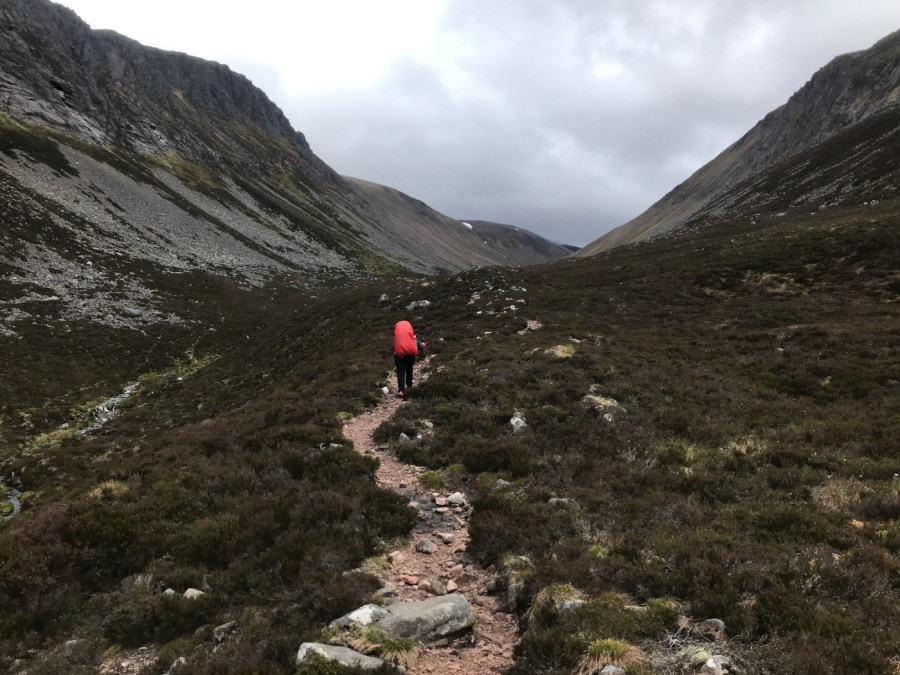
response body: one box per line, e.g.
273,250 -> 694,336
0,0 -> 331,178
580,30 -> 900,255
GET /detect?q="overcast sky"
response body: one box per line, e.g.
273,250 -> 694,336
57,0 -> 900,245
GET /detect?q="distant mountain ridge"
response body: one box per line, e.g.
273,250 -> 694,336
581,29 -> 900,254
0,0 -> 566,333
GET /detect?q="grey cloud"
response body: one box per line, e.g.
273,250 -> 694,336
281,0 -> 900,246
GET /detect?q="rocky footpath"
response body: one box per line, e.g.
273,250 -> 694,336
330,361 -> 517,673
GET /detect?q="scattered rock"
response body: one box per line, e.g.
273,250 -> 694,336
548,497 -> 576,508
694,618 -> 727,641
493,479 -> 512,489
447,492 -> 467,506
600,666 -> 626,675
700,655 -> 732,675
166,656 -> 187,674
388,551 -> 405,566
381,387 -> 390,396
399,574 -> 420,586
509,412 -> 527,432
378,294 -> 390,303
296,643 -> 401,672
406,300 -> 432,311
328,604 -> 389,630
163,588 -> 176,596
434,496 -> 448,506
376,594 -> 475,641
399,432 -> 411,444
213,620 -> 238,643
446,580 -> 459,593
374,584 -> 397,600
429,579 -> 447,596
183,588 -> 205,600
435,532 -> 454,544
416,538 -> 438,554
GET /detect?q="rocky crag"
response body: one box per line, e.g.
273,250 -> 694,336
581,29 -> 900,254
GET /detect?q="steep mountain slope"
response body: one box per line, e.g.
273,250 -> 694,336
581,29 -> 900,254
457,219 -> 572,266
0,0 -> 562,333
341,178 -> 570,270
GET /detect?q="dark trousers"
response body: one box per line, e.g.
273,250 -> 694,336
395,354 -> 415,391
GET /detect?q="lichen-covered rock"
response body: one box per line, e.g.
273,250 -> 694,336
376,594 -> 475,641
328,604 -> 390,630
296,643 -> 403,672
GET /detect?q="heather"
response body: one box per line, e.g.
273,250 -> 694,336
1,201 -> 897,673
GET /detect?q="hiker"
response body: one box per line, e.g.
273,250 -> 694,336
393,320 -> 422,397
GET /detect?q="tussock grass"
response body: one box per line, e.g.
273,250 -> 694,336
576,638 -> 649,674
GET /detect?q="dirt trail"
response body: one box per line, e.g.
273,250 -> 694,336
343,360 -> 517,674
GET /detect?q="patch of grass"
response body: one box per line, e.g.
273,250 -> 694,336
418,471 -> 449,490
576,638 -> 648,675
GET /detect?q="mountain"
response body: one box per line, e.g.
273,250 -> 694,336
342,180 -> 569,269
0,0 -> 563,331
456,219 -> 572,266
580,29 -> 900,254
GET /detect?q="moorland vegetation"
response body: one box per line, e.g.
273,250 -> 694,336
0,198 -> 897,674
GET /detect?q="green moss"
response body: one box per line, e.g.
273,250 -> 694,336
418,471 -> 449,490
28,427 -> 77,452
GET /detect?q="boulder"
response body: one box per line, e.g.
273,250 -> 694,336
510,412 -> 527,432
376,594 -> 475,641
406,300 -> 432,311
328,604 -> 389,630
694,618 -> 727,641
296,643 -> 402,672
447,492 -> 467,506
213,620 -> 238,642
415,538 -> 438,554
183,588 -> 205,600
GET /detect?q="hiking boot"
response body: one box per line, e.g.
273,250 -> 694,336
397,390 -> 405,398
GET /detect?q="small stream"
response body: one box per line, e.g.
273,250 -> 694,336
76,382 -> 140,435
3,487 -> 21,521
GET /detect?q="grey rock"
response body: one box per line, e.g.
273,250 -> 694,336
165,657 -> 187,674
374,584 -> 397,599
415,538 -> 438,554
548,497 -> 576,507
183,588 -> 205,599
600,667 -> 626,675
406,300 -> 432,311
398,432 -> 411,444
493,479 -> 512,489
510,412 -> 527,432
447,492 -> 467,506
507,580 -> 525,611
376,594 -> 475,641
213,620 -> 238,643
163,588 -> 176,595
378,294 -> 390,303
429,579 -> 448,596
296,643 -> 401,672
328,604 -> 390,630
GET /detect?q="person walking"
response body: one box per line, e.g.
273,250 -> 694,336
393,320 -> 419,397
